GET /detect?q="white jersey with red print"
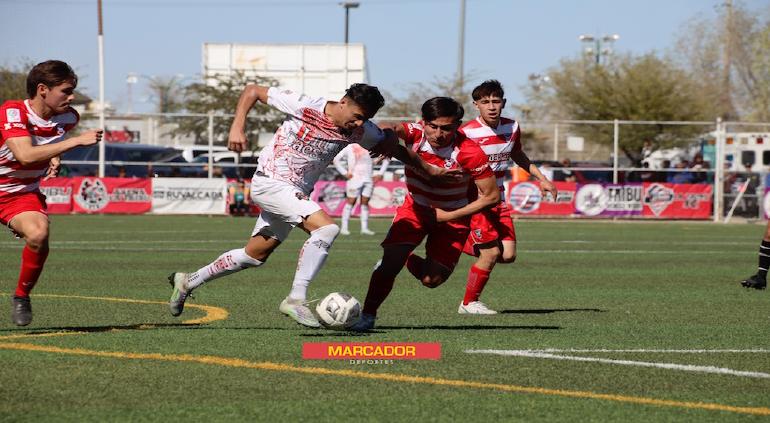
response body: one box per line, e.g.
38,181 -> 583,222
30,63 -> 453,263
401,122 -> 493,210
459,116 -> 521,193
256,87 -> 385,195
332,143 -> 389,182
0,99 -> 79,198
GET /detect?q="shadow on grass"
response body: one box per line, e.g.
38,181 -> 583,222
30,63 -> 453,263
299,324 -> 560,336
498,308 -> 606,314
0,322 -> 204,334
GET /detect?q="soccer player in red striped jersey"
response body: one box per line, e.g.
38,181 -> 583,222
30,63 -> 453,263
0,60 -> 103,326
457,80 -> 557,314
350,97 -> 500,331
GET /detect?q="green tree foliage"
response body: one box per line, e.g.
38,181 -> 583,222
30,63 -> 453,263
525,54 -> 712,161
0,62 -> 31,103
673,2 -> 770,121
173,71 -> 283,146
146,75 -> 185,114
380,75 -> 476,120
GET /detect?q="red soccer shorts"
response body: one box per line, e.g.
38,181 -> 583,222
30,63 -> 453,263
381,195 -> 470,271
0,191 -> 48,228
463,201 -> 516,256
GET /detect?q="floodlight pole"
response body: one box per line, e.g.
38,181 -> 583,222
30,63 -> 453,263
341,2 -> 359,88
457,0 -> 466,90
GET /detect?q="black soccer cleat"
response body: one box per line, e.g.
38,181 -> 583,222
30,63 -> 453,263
11,296 -> 32,326
740,274 -> 767,290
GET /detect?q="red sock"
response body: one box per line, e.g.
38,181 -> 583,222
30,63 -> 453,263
463,265 -> 491,305
362,268 -> 396,316
15,246 -> 49,298
405,253 -> 425,280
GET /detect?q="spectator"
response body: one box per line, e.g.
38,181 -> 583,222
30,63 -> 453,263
559,158 -> 577,183
690,153 -> 709,183
656,159 -> 672,182
228,178 -> 250,216
668,161 -> 695,184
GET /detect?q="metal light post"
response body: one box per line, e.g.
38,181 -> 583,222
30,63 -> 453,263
341,1 -> 359,44
457,0 -> 466,90
579,34 -> 620,65
126,73 -> 138,114
340,2 -> 359,88
97,0 -> 106,177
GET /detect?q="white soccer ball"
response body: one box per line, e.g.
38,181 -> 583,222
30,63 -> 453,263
315,292 -> 362,330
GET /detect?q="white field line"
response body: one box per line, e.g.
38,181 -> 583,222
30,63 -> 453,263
465,349 -> 770,379
494,349 -> 770,353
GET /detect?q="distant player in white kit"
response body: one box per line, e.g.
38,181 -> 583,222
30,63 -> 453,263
333,143 -> 390,235
166,83 -> 453,327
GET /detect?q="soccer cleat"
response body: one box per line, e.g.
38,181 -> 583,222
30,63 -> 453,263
373,259 -> 382,271
340,228 -> 351,236
740,274 -> 767,290
279,297 -> 321,328
348,312 -> 376,332
458,301 -> 498,315
11,296 -> 32,326
168,273 -> 192,317
360,229 -> 376,235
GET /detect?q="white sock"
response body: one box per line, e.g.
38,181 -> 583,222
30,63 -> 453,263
187,248 -> 262,290
289,224 -> 340,300
360,205 -> 370,231
341,203 -> 353,232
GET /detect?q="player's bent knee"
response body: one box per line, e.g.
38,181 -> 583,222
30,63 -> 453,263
421,274 -> 445,288
312,224 -> 340,249
25,226 -> 49,249
499,253 -> 517,264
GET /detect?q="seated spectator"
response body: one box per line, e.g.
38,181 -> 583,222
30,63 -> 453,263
668,161 -> 695,184
557,158 -> 578,183
690,153 -> 710,183
228,178 -> 250,216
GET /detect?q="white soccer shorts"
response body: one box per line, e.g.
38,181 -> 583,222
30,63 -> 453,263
250,175 -> 322,242
346,178 -> 374,199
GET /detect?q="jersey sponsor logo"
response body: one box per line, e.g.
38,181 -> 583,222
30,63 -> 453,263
487,152 -> 511,162
6,108 -> 21,123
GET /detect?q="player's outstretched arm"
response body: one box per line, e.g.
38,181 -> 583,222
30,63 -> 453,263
435,176 -> 499,222
512,149 -> 558,200
228,84 -> 270,153
6,130 -> 102,166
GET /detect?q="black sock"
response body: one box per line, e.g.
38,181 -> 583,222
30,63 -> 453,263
757,240 -> 770,280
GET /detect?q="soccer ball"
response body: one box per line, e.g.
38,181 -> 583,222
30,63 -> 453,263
315,292 -> 362,330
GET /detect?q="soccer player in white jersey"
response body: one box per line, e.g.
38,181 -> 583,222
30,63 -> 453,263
457,80 -> 557,314
0,60 -> 103,326
166,83 -> 453,327
333,143 -> 390,235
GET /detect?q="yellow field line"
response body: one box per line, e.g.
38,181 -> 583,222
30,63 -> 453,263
0,331 -> 87,341
0,341 -> 768,416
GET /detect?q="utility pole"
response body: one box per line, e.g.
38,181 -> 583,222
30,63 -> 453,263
457,0 -> 466,91
720,0 -> 734,119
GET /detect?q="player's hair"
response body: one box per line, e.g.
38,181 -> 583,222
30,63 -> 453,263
26,60 -> 78,98
471,80 -> 505,101
421,97 -> 464,123
343,83 -> 385,118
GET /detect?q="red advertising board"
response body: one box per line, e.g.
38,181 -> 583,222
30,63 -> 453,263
70,177 -> 152,214
311,181 -> 407,217
39,178 -> 74,214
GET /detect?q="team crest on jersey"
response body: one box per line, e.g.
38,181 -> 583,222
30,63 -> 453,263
75,179 -> 109,211
6,108 -> 21,123
443,158 -> 456,169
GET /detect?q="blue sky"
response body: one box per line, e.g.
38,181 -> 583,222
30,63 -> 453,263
2,0 -> 768,113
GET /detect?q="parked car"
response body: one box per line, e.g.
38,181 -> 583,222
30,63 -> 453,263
193,151 -> 260,178
61,143 -> 206,177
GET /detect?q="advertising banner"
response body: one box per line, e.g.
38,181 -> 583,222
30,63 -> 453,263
151,178 -> 228,215
506,181 -> 712,219
71,177 -> 152,214
39,178 -> 73,214
311,181 -> 407,217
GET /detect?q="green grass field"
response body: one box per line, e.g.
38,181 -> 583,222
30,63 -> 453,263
1,215 -> 769,422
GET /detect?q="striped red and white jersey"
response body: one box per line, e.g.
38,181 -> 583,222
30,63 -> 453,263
459,116 -> 521,193
0,100 -> 79,198
401,122 -> 492,210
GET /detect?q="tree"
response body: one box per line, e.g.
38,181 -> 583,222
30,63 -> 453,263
673,2 -> 770,121
173,71 -> 284,146
380,74 -> 476,120
146,75 -> 185,114
0,62 -> 31,103
524,54 -> 713,161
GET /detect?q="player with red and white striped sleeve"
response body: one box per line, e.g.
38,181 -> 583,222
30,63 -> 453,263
351,97 -> 500,331
457,80 -> 557,314
0,60 -> 102,326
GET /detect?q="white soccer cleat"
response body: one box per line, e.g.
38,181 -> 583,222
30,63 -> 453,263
458,301 -> 498,315
340,228 -> 351,236
279,297 -> 321,328
360,229 -> 376,235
